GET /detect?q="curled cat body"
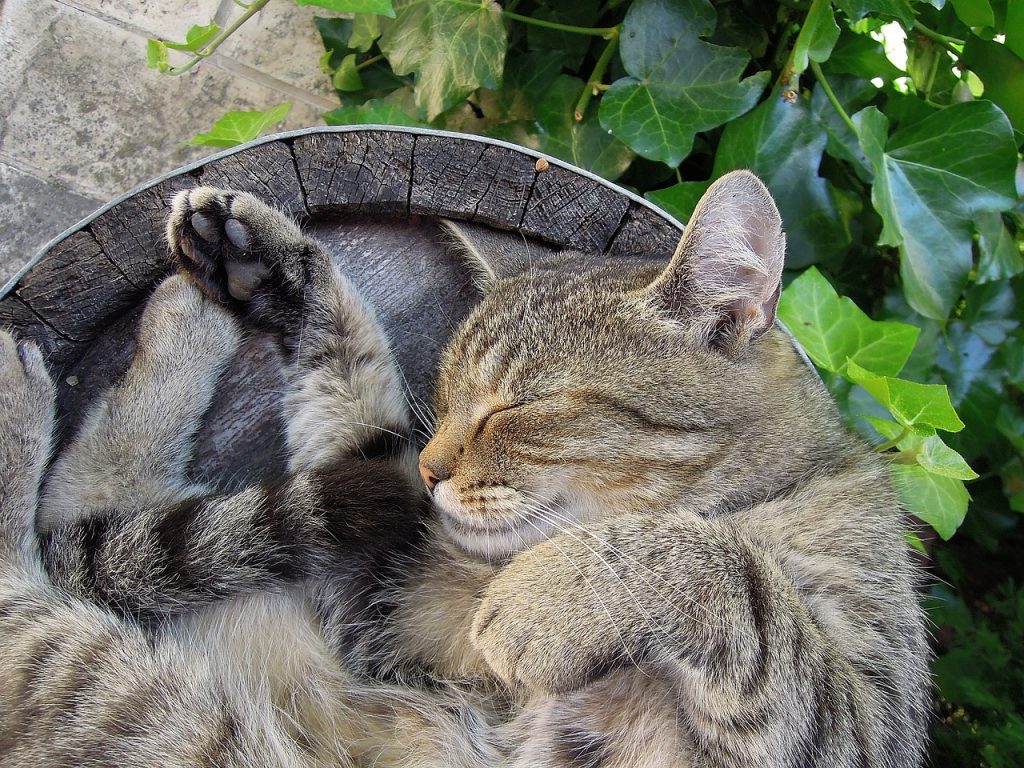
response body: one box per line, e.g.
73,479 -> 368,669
0,171 -> 930,767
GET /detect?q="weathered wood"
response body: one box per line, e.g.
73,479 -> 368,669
196,140 -> 307,217
410,136 -> 537,229
520,163 -> 631,252
0,296 -> 90,378
89,176 -> 193,290
14,230 -> 139,343
292,132 -> 414,215
605,202 -> 682,263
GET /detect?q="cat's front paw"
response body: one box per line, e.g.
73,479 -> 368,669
167,187 -> 323,332
471,535 -> 638,695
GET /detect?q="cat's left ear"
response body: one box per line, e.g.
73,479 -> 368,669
646,170 -> 785,357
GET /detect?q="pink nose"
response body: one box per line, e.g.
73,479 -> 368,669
418,460 -> 450,492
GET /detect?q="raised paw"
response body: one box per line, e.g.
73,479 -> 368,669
0,333 -> 55,507
167,187 -> 326,333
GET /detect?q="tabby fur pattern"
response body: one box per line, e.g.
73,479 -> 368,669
0,172 -> 929,767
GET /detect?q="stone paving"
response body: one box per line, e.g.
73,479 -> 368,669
0,0 -> 339,285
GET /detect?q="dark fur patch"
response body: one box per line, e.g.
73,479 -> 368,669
554,727 -> 609,768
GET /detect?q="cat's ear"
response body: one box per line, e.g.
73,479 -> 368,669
439,221 -> 544,291
647,170 -> 785,357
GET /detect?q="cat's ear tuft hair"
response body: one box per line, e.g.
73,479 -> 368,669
648,170 -> 785,357
439,221 -> 543,292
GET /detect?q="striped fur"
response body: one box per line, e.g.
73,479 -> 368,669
0,175 -> 929,766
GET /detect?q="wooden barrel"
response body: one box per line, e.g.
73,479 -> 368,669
0,127 -> 684,488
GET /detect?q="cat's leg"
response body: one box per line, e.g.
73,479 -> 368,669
43,189 -> 424,620
167,187 -> 424,653
37,274 -> 242,531
472,495 -> 928,767
0,333 -> 304,767
0,334 -> 56,579
167,187 -> 417,477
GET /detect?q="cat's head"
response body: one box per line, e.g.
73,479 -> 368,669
421,171 -> 805,561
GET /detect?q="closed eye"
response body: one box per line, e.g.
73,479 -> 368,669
474,402 -> 526,438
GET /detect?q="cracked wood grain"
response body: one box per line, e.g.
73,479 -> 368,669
520,163 -> 630,252
410,136 -> 536,229
14,230 -> 139,343
196,141 -> 307,217
292,132 -> 415,215
605,203 -> 682,263
89,176 -> 193,290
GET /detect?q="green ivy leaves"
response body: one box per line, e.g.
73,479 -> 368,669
855,102 -> 1018,320
600,0 -> 768,166
779,267 -> 918,376
780,267 -> 976,538
379,0 -> 506,120
190,104 -> 292,147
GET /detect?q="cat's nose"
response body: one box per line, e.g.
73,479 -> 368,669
418,459 -> 451,492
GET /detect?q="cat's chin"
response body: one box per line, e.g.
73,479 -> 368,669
431,483 -> 557,561
437,507 -> 553,561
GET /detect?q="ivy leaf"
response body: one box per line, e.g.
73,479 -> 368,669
778,267 -> 919,376
916,437 -> 981,480
349,14 -> 382,52
600,0 -> 769,167
525,0 -> 600,71
332,54 -> 364,92
950,0 -> 995,28
976,212 -> 1024,283
867,418 -> 978,480
189,103 -> 292,148
146,39 -> 170,72
711,87 -> 851,267
791,0 -> 841,73
295,0 -> 396,16
379,0 -> 506,120
891,463 -> 969,539
832,0 -> 916,26
163,23 -> 220,53
811,74 -> 875,183
825,27 -> 904,81
962,35 -> 1024,134
490,75 -> 634,181
854,103 -> 1018,320
323,99 -> 425,127
846,360 -> 965,434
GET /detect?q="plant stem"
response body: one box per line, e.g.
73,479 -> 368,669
779,0 -> 832,88
499,9 -> 619,38
167,0 -> 271,75
574,27 -> 621,121
356,54 -> 385,71
810,61 -> 857,133
911,21 -> 964,56
875,426 -> 911,453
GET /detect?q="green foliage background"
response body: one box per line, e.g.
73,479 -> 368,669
152,0 -> 1024,762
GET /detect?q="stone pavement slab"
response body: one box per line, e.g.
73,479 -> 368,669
0,0 -> 341,291
0,162 -> 102,285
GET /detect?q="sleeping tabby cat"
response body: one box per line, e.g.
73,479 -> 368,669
0,171 -> 929,766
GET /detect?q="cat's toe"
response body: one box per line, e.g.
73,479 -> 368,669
168,187 -> 309,314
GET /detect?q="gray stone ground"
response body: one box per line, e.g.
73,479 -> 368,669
0,0 -> 339,285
